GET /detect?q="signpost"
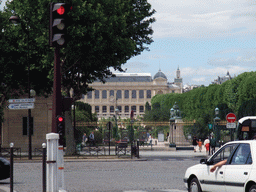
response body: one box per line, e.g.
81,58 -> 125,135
226,113 -> 237,141
8,103 -> 34,110
226,123 -> 236,129
8,98 -> 36,159
226,113 -> 236,123
8,98 -> 35,103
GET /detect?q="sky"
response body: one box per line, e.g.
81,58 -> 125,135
1,0 -> 256,86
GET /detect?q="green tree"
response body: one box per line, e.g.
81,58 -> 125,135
1,0 -> 156,105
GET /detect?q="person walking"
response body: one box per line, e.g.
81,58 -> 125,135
89,131 -> 95,146
197,139 -> 203,152
192,136 -> 198,152
210,135 -> 216,154
204,137 -> 210,154
82,133 -> 88,147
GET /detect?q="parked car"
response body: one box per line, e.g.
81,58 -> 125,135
184,140 -> 256,192
0,157 -> 10,180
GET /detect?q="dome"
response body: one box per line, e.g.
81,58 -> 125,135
153,70 -> 167,80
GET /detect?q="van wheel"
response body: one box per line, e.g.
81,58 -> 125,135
189,178 -> 202,192
249,185 -> 256,192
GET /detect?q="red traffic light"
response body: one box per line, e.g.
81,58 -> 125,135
57,116 -> 64,122
57,5 -> 65,15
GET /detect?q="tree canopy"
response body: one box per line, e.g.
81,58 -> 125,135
0,0 -> 155,103
147,71 -> 256,122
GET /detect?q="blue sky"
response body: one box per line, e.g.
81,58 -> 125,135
2,0 -> 256,86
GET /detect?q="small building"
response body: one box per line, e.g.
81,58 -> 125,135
1,96 -> 53,151
212,71 -> 235,85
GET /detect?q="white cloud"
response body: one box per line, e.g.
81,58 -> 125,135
148,0 -> 255,39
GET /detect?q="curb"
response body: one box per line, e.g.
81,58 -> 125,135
0,186 -> 16,192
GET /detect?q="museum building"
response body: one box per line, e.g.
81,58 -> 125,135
79,68 -> 183,119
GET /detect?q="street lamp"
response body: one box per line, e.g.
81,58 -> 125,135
169,102 -> 181,146
9,15 -> 33,159
214,107 -> 221,147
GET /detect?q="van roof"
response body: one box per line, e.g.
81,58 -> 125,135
238,116 -> 256,124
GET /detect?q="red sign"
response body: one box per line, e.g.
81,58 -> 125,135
226,113 -> 236,123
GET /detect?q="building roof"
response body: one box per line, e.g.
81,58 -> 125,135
97,73 -> 153,82
153,70 -> 167,80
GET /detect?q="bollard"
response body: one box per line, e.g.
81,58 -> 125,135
42,143 -> 46,192
10,143 -> 14,192
57,145 -> 65,191
46,133 -> 59,192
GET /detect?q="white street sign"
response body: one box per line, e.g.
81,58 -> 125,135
8,103 -> 34,110
226,123 -> 236,129
8,98 -> 35,103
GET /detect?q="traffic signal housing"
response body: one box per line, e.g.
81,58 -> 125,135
56,115 -> 65,145
49,3 -> 72,47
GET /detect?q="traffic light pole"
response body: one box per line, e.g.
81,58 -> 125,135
52,47 -> 62,133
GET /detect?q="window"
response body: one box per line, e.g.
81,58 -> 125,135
139,90 -> 144,98
140,106 -> 144,113
102,106 -> 107,113
125,106 -> 129,113
117,106 -> 122,113
95,90 -> 99,99
125,90 -> 129,98
87,91 -> 92,99
147,90 -> 151,98
131,106 -> 136,112
110,106 -> 114,113
81,94 -> 85,99
23,117 -> 34,136
95,106 -> 99,113
117,90 -> 122,99
102,90 -> 107,99
132,90 -> 136,98
231,144 -> 252,165
211,144 -> 238,164
110,90 -> 114,97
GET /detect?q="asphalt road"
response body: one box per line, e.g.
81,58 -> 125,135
0,155 -> 201,192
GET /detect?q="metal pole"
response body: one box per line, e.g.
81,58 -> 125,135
27,27 -> 32,160
52,47 -> 62,133
10,143 -> 14,192
109,122 -> 111,155
42,143 -> 46,192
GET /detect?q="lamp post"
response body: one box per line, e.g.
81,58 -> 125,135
214,107 -> 221,147
9,15 -> 34,159
169,102 -> 181,147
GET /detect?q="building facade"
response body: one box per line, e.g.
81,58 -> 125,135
2,96 -> 53,151
212,71 -> 235,85
80,68 -> 183,119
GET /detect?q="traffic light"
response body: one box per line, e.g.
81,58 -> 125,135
56,115 -> 65,145
49,3 -> 72,47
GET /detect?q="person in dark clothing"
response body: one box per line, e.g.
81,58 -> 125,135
192,136 -> 198,152
210,135 -> 216,155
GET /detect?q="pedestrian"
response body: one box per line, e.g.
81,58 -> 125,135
89,131 -> 95,146
197,139 -> 202,152
148,134 -> 152,146
210,135 -> 216,154
192,136 -> 198,152
204,137 -> 210,153
82,133 -> 87,147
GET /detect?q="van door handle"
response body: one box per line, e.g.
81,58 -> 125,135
220,171 -> 223,174
244,172 -> 248,175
